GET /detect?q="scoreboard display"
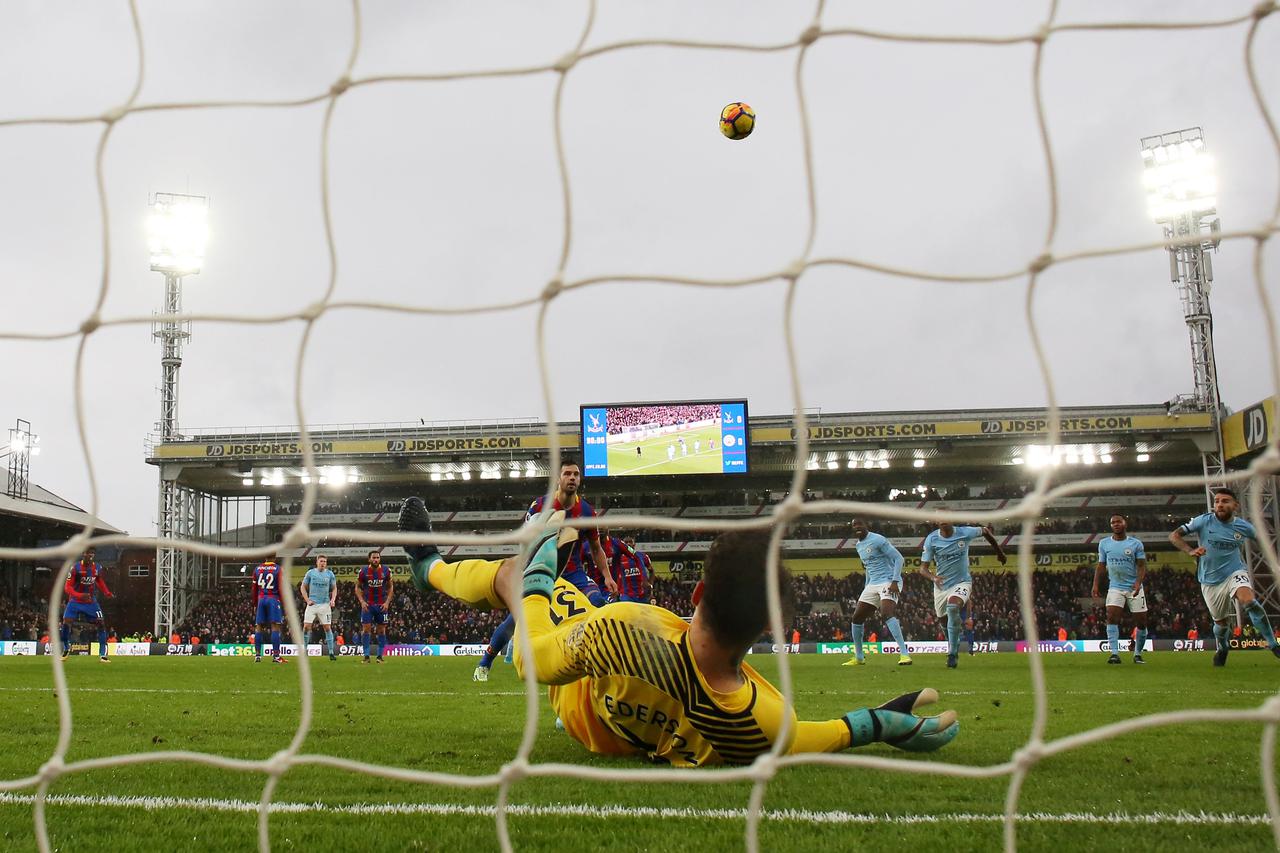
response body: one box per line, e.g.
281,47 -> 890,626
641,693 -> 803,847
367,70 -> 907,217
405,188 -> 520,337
580,399 -> 749,478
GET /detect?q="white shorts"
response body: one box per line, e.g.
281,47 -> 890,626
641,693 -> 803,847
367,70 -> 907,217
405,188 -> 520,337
1201,572 -> 1253,622
1105,585 -> 1148,614
933,582 -> 972,618
858,581 -> 899,608
303,603 -> 333,625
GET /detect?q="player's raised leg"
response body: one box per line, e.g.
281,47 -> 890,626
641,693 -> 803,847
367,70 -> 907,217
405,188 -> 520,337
1238,586 -> 1280,658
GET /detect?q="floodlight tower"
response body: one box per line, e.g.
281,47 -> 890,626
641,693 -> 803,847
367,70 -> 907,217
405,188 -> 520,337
4,419 -> 39,500
149,192 -> 208,636
1139,128 -> 1227,504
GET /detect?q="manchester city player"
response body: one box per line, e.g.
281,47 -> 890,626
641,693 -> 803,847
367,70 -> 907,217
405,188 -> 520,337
1093,514 -> 1149,665
398,498 -> 960,766
301,554 -> 339,661
842,517 -> 913,667
918,521 -> 1006,668
1170,488 -> 1280,666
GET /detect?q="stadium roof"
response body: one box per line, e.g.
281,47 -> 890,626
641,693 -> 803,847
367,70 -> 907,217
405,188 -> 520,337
148,403 -> 1215,497
0,482 -> 125,535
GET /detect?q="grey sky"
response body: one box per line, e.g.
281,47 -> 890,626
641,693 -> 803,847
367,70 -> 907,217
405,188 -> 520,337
1,0 -> 1276,537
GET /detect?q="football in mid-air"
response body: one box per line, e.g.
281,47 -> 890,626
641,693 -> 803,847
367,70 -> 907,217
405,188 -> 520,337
719,102 -> 755,140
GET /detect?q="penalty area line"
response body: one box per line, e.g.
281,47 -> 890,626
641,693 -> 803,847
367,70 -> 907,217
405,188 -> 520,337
0,794 -> 1269,826
0,686 -> 528,698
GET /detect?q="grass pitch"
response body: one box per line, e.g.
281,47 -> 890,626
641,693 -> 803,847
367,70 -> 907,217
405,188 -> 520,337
606,424 -> 724,476
1,652 -> 1277,851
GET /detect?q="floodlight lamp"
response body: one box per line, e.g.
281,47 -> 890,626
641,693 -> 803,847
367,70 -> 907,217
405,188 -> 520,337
878,459 -> 889,469
10,435 -> 25,453
241,477 -> 253,486
1139,128 -> 1217,223
1136,453 -> 1151,462
148,193 -> 209,274
913,458 -> 925,468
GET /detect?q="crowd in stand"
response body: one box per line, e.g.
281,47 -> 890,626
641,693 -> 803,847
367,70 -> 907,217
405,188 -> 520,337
173,564 -> 1221,646
0,590 -> 46,641
606,404 -> 720,433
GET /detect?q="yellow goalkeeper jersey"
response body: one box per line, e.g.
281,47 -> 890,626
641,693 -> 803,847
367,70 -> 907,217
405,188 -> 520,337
530,586 -> 847,767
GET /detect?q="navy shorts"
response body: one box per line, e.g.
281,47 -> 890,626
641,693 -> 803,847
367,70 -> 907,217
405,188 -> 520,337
361,605 -> 386,625
63,601 -> 103,622
255,598 -> 283,624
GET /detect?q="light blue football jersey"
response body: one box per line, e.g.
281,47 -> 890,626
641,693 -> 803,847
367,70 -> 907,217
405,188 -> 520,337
922,526 -> 982,586
303,568 -> 337,603
1097,535 -> 1145,589
854,532 -> 904,585
1179,513 -> 1256,584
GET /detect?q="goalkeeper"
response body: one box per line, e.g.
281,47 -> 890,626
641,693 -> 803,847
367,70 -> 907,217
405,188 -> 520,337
399,497 -> 959,766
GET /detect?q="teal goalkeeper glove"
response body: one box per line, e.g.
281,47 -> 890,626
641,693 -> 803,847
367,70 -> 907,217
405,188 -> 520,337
521,533 -> 560,599
843,688 -> 959,753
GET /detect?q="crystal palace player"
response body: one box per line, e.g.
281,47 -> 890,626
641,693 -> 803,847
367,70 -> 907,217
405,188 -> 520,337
252,558 -> 286,663
356,550 -> 394,663
607,534 -> 652,603
399,498 -> 959,766
60,546 -> 113,662
1170,488 -> 1280,666
472,460 -> 615,682
918,521 -> 1006,669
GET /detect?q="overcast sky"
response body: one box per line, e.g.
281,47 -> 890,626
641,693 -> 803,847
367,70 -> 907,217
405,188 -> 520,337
1,0 -> 1277,537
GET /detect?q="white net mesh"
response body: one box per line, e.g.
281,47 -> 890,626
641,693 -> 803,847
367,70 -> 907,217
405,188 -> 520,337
2,1 -> 1279,850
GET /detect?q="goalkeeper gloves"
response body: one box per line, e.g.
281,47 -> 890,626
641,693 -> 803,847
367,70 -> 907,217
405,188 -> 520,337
843,688 -> 959,753
521,533 -> 560,600
397,497 -> 439,591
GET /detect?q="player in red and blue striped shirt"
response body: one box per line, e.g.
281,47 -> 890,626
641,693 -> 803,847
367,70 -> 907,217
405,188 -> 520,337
356,550 -> 394,663
609,535 -> 652,603
473,460 -> 615,682
252,559 -> 286,663
60,547 -> 113,662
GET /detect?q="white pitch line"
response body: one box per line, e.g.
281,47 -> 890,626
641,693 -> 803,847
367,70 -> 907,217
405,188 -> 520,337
1,685 -> 1274,698
0,687 -> 527,698
0,793 -> 1269,827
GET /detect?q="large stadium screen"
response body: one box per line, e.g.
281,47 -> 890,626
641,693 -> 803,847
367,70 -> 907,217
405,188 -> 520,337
580,400 -> 749,478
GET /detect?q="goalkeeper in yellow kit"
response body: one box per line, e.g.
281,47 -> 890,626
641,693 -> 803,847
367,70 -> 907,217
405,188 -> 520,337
398,497 -> 958,767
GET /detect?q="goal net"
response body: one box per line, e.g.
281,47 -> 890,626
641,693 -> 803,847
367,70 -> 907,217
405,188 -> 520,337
1,1 -> 1278,851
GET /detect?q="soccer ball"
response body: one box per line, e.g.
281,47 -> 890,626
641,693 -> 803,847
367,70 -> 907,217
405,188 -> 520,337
719,102 -> 755,140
